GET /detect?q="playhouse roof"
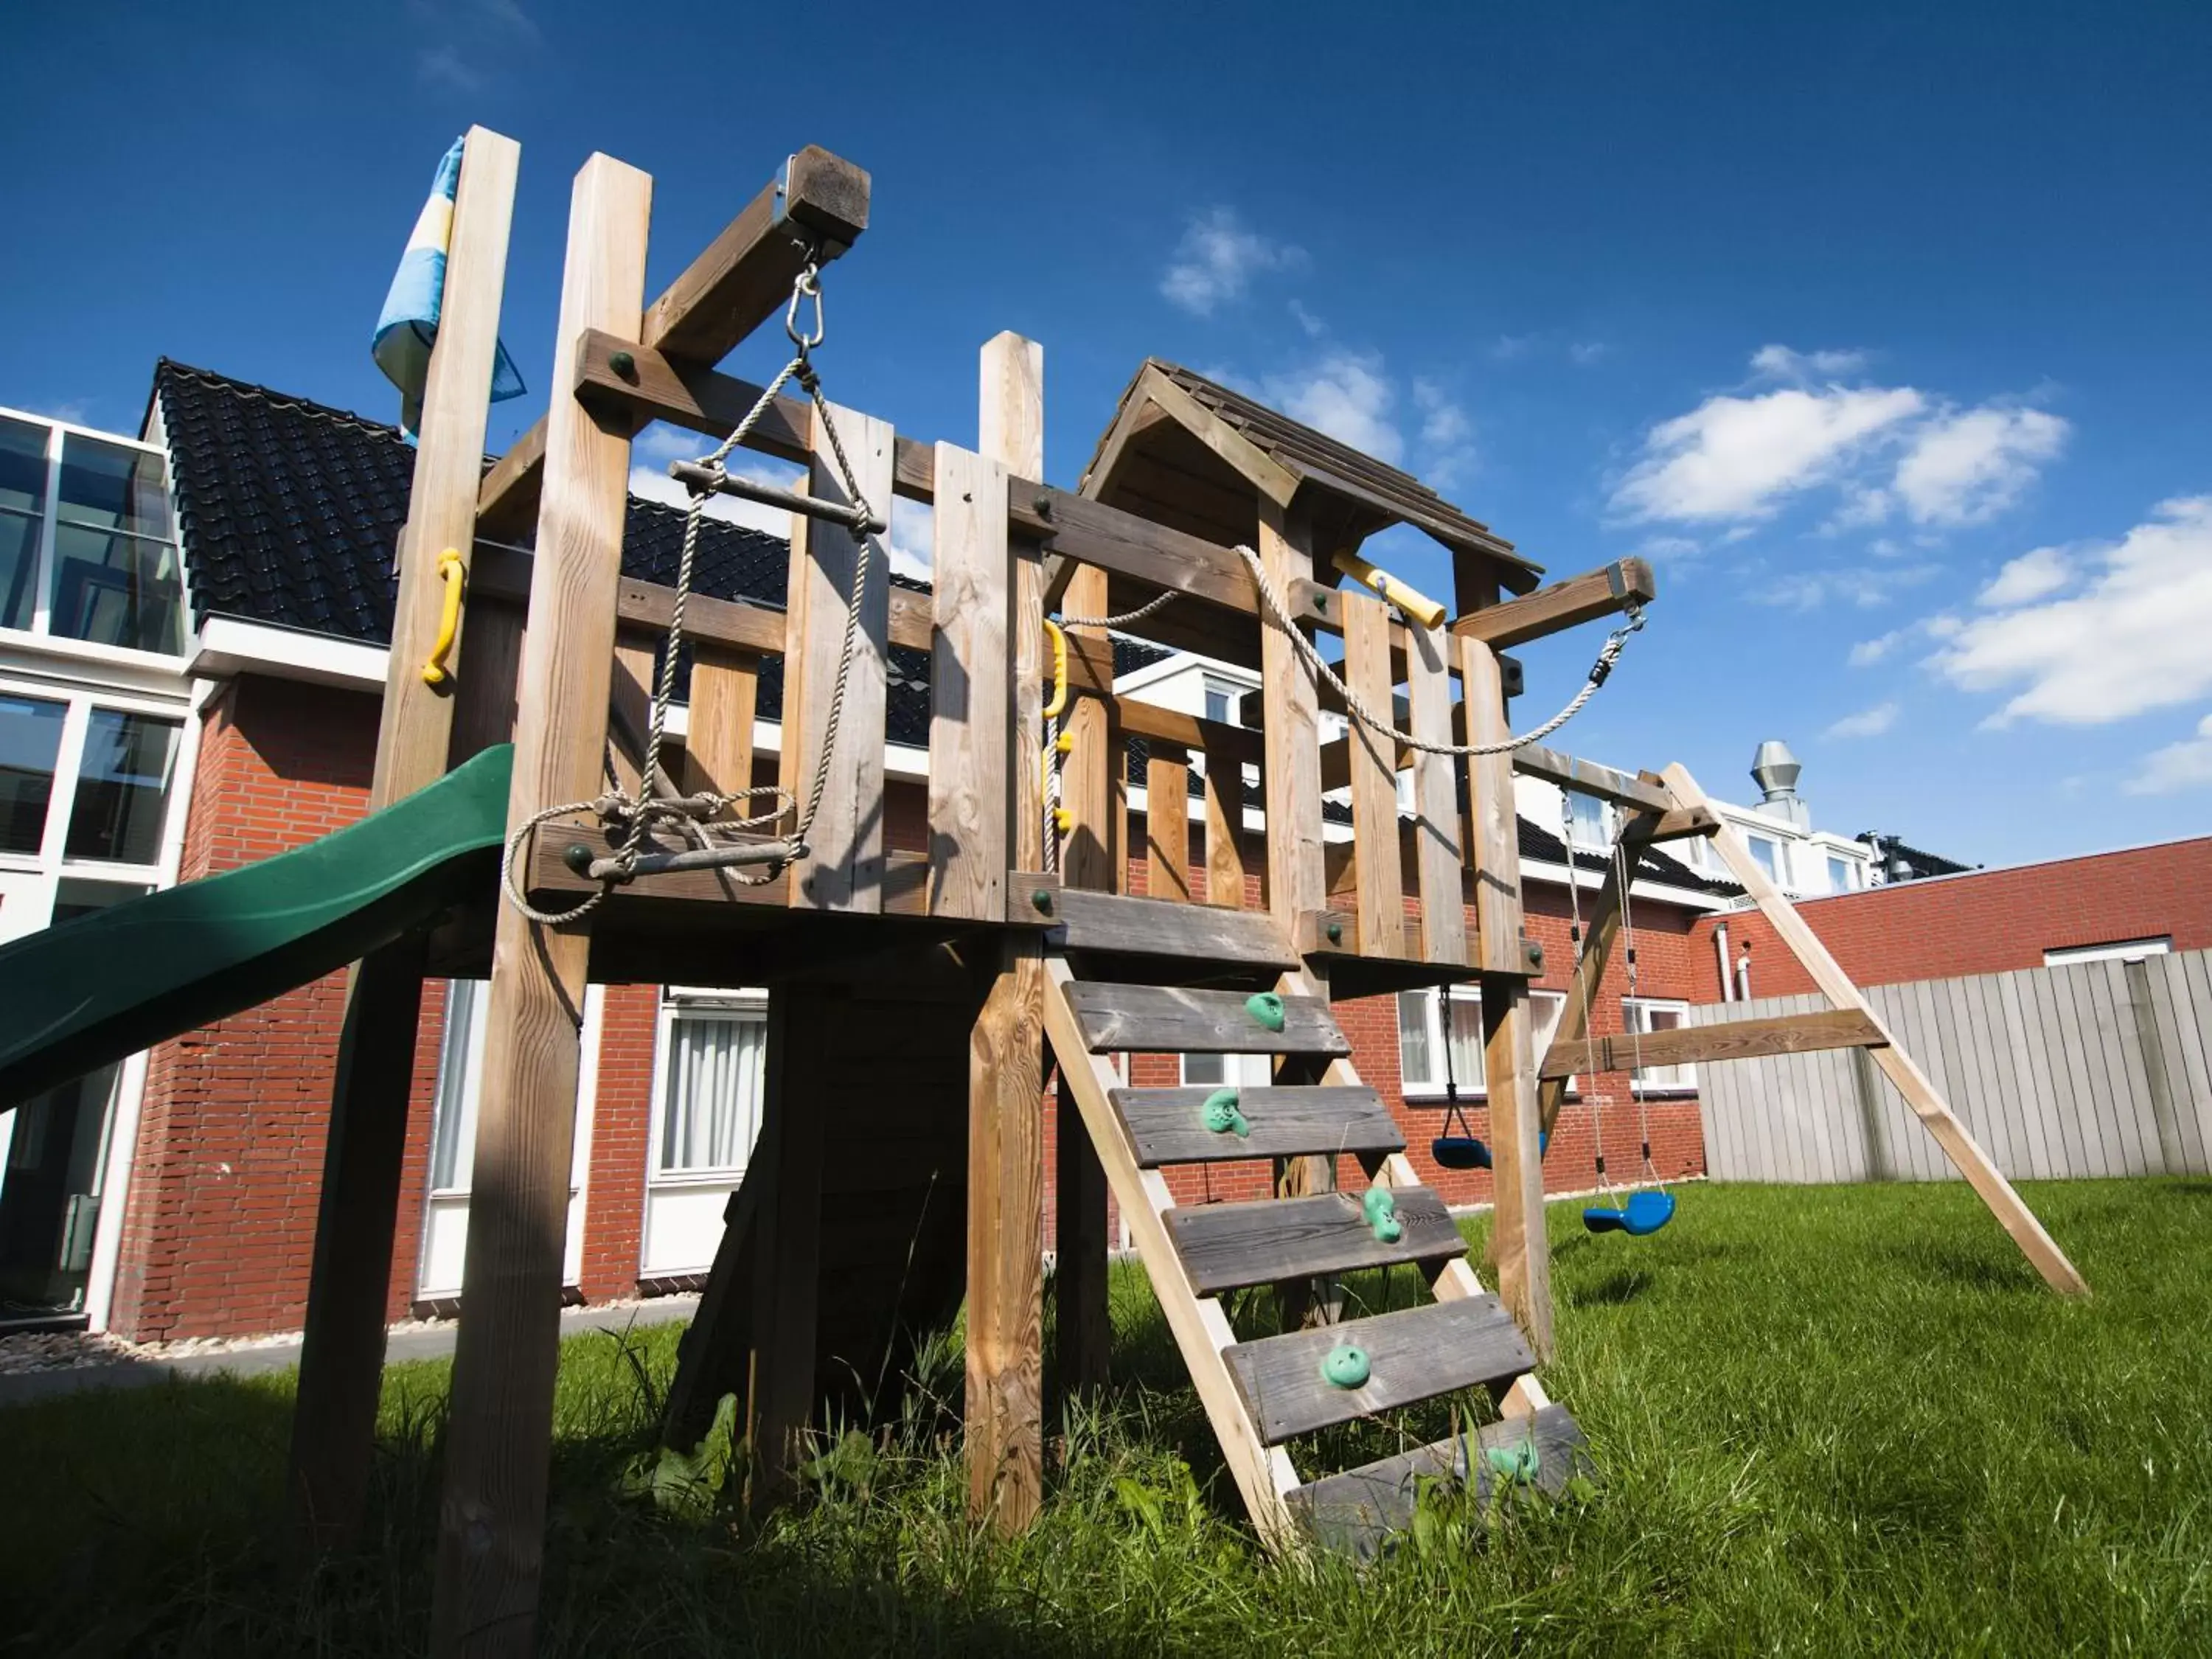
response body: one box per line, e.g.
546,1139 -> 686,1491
1080,359 -> 1543,594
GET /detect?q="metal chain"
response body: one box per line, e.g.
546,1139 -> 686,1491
501,252 -> 876,927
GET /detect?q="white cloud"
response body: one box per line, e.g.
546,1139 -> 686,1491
1568,341 -> 1610,366
1160,209 -> 1302,317
1489,333 -> 1540,361
1750,344 -> 1870,380
1824,700 -> 1899,740
1287,298 -> 1326,338
1635,534 -> 1702,561
1978,545 -> 2073,608
2127,714 -> 2212,795
1926,495 -> 2212,726
1893,406 -> 2067,526
1613,382 -> 1924,522
410,0 -> 539,91
1412,379 -> 1476,487
1755,563 -> 1940,611
1848,628 -> 1908,666
1259,352 -> 1403,465
417,44 -> 483,91
888,498 -> 933,581
627,456 -> 932,582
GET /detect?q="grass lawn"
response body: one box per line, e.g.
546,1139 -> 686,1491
5,1179 -> 2211,1656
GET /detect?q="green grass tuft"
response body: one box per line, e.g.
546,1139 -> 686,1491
6,1179 -> 2211,1655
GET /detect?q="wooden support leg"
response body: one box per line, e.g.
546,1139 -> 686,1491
429,151 -> 649,1659
288,937 -> 427,1547
1272,1048 -> 1341,1332
745,987 -> 823,1509
1054,1056 -> 1111,1399
967,937 -> 1045,1529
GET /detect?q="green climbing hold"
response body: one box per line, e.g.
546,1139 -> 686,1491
1245,992 -> 1287,1032
1202,1087 -> 1250,1138
1321,1343 -> 1371,1389
1361,1185 -> 1404,1243
1482,1439 -> 1541,1484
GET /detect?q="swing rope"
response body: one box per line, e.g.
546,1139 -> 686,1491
501,254 -> 874,926
1614,835 -> 1663,1189
1561,793 -> 1607,1194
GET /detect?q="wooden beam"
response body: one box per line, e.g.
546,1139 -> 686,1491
967,333 -> 1046,1533
1340,591 -> 1403,957
1201,731 -> 1249,909
1258,499 -> 1326,948
1660,763 -> 2090,1298
926,443 -> 1010,921
746,987 -> 822,1510
678,645 -> 759,810
430,150 -> 651,1659
1540,1006 -> 1889,1079
478,147 -> 869,537
1537,814 -> 1658,1143
1509,742 -> 1675,817
1450,558 -> 1655,650
783,397 -> 893,912
1461,625 -> 1554,1361
1405,619 -> 1467,967
1133,364 -> 1301,505
1646,803 -> 1721,841
291,125 -> 521,1555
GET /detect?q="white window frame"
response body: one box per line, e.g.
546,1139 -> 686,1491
1621,997 -> 1695,1096
2044,937 -> 2171,967
1825,852 -> 1856,894
647,985 -> 771,1185
1396,985 -> 1570,1099
1179,1051 -> 1275,1088
1565,789 -> 1611,849
1200,674 -> 1242,727
1744,832 -> 1785,888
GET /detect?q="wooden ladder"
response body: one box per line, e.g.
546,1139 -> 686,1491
1041,952 -> 1583,1555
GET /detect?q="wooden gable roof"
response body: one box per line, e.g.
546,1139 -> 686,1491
1079,359 -> 1543,595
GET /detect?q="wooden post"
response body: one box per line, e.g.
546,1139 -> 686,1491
1145,743 -> 1192,902
1052,408 -> 1115,1394
428,152 -> 650,1659
966,335 -> 1047,1526
679,645 -> 759,808
1660,764 -> 2089,1297
928,442 -> 1011,921
1256,498 -> 1326,943
785,399 -> 893,911
1405,619 -> 1467,966
1461,630 -> 1554,1360
288,125 -> 519,1553
745,987 -> 823,1508
1201,732 -> 1247,908
1340,590 -> 1404,957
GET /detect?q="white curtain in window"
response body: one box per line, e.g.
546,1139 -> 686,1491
661,1012 -> 767,1174
431,979 -> 489,1192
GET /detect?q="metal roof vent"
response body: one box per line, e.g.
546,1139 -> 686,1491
1750,740 -> 1811,829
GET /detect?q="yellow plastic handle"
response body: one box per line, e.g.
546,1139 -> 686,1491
1332,550 -> 1447,629
421,548 -> 466,686
1041,618 -> 1071,720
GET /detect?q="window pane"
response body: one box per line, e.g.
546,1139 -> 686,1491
1568,790 -> 1608,846
660,1012 -> 767,1173
1182,1051 -> 1225,1086
1747,836 -> 1778,880
51,878 -> 151,926
1444,992 -> 1484,1087
0,417 -> 46,515
1396,991 -> 1432,1088
0,510 -> 38,632
1826,855 -> 1851,893
431,981 -> 489,1191
0,695 -> 66,854
56,434 -> 172,540
66,710 -> 180,864
49,522 -> 185,654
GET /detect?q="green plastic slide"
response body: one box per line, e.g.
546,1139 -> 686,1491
0,744 -> 515,1113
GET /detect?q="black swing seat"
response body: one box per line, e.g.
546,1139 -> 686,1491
1428,1131 -> 1546,1172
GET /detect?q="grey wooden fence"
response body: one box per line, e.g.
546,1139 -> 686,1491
1688,948 -> 2212,1183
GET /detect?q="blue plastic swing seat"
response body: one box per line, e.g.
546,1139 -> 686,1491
1429,1132 -> 1546,1171
1582,1189 -> 1675,1237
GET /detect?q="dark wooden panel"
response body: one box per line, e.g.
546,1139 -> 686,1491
1225,1295 -> 1534,1443
1166,1185 -> 1462,1293
1288,1405 -> 1588,1559
1062,982 -> 1348,1056
1020,886 -> 1298,968
1115,1085 -> 1403,1166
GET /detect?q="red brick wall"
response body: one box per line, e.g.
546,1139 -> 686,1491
1688,836 -> 2212,1001
580,984 -> 660,1300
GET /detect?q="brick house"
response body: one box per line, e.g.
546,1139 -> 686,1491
0,362 -> 1893,1345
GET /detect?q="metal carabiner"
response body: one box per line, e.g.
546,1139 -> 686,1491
785,260 -> 825,350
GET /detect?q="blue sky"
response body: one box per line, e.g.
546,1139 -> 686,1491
4,1 -> 2208,866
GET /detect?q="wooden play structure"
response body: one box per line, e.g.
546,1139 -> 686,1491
0,128 -> 2092,1654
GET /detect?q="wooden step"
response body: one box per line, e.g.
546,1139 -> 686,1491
1287,1405 -> 1589,1559
1116,1085 -> 1404,1167
1019,886 -> 1301,970
1062,981 -> 1349,1056
1225,1295 -> 1534,1443
1166,1186 -> 1464,1294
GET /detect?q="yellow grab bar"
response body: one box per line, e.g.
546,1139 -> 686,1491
421,548 -> 465,686
1332,550 -> 1446,629
1041,618 -> 1071,719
